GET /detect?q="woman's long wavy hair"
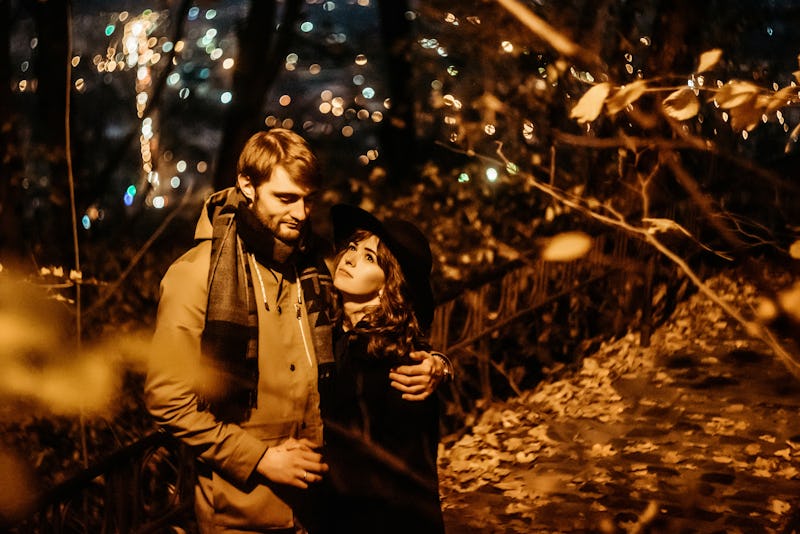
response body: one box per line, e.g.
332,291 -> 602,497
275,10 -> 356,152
335,229 -> 424,360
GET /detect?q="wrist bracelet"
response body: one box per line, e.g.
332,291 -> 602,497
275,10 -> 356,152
431,351 -> 454,381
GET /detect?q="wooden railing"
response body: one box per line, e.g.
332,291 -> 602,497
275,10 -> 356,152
11,431 -> 195,534
429,227 -> 661,425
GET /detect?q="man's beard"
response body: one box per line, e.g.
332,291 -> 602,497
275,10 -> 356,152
237,204 -> 305,265
271,231 -> 297,264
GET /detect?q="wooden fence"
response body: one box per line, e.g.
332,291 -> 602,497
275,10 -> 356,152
429,228 -> 657,426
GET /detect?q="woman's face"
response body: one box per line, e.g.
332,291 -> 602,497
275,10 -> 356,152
333,234 -> 386,301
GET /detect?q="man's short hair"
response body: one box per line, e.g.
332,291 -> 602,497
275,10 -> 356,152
237,128 -> 321,189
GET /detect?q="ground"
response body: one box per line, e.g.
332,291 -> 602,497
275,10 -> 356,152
438,273 -> 800,533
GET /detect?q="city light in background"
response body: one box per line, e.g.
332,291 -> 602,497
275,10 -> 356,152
8,0 -> 412,231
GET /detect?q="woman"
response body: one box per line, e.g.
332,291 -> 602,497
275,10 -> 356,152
314,204 -> 445,534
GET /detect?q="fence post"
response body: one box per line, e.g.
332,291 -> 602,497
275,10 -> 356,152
640,254 -> 655,347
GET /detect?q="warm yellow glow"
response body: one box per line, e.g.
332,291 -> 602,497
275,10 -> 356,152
342,126 -> 354,137
279,95 -> 292,106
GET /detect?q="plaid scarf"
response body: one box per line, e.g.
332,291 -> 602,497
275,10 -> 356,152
199,188 -> 335,423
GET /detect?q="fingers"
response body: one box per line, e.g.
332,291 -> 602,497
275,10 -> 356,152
391,375 -> 433,400
297,438 -> 322,450
407,350 -> 428,362
389,371 -> 428,387
257,442 -> 328,487
401,390 -> 432,401
392,357 -> 434,378
282,437 -> 317,452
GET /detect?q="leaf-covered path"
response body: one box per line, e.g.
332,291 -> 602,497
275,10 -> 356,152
438,273 -> 800,533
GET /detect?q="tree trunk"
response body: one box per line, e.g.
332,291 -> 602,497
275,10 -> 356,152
28,0 -> 72,266
376,0 -> 416,185
0,0 -> 25,260
214,0 -> 302,190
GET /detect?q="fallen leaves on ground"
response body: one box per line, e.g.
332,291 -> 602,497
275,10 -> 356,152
439,270 -> 800,533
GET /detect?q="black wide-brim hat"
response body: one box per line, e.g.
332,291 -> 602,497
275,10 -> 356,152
331,204 -> 435,331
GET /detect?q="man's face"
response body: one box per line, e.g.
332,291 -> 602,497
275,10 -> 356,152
248,165 -> 316,244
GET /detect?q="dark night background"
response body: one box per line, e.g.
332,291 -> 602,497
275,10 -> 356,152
1,0 -> 800,531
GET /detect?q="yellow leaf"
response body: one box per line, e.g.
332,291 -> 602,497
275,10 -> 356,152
745,443 -> 762,455
775,448 -> 792,461
765,86 -> 800,113
771,499 -> 791,514
729,102 -> 764,132
697,49 -> 723,73
754,297 -> 778,321
789,239 -> 800,259
606,80 -> 648,115
569,82 -> 612,123
541,231 -> 593,262
662,88 -> 699,121
787,122 -> 800,153
714,81 -> 760,109
778,282 -> 800,322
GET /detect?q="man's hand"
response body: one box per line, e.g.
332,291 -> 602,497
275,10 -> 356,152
255,437 -> 328,489
389,350 -> 445,401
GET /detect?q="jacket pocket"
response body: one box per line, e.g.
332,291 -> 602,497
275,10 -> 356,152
210,469 -> 295,530
210,431 -> 296,530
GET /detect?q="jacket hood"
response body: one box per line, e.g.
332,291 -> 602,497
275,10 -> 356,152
194,187 -> 237,241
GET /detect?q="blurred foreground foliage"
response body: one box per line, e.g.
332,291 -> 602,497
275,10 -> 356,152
1,0 -> 800,525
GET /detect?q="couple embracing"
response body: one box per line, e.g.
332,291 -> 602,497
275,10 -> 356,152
145,129 -> 449,533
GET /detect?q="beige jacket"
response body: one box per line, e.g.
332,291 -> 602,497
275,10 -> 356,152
145,200 -> 327,532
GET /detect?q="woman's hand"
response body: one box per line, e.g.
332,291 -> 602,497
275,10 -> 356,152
389,350 -> 448,401
255,437 -> 328,489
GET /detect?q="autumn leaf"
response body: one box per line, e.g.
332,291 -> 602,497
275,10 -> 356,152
605,80 -> 648,115
787,122 -> 800,153
754,297 -> 778,321
729,101 -> 764,132
778,281 -> 800,322
765,85 -> 799,113
790,240 -> 800,259
771,499 -> 791,514
697,48 -> 723,73
714,80 -> 760,109
569,82 -> 611,123
662,87 -> 700,121
541,231 -> 593,262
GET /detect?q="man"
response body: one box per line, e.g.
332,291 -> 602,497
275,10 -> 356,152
145,129 -> 448,533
